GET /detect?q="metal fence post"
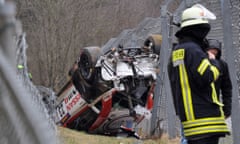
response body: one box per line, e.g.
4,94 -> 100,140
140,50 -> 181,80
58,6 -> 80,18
221,0 -> 240,143
0,1 -> 16,65
151,0 -> 177,138
161,5 -> 177,139
0,1 -> 57,144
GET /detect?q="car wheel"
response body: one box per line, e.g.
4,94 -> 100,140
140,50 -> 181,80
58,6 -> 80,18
144,34 -> 162,54
78,46 -> 101,84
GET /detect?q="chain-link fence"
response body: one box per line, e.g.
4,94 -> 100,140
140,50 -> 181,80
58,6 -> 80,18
0,1 -> 56,144
1,0 -> 239,143
150,0 -> 240,143
103,0 -> 240,143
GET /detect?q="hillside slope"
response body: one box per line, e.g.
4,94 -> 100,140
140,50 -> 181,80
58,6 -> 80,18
58,127 -> 180,144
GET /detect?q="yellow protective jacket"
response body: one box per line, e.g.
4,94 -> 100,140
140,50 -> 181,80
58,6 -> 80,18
168,39 -> 229,140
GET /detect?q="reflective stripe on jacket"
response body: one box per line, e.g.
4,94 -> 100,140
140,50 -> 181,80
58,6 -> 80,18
168,41 -> 229,139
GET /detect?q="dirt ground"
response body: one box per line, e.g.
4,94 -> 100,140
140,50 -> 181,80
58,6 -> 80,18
57,127 -> 180,144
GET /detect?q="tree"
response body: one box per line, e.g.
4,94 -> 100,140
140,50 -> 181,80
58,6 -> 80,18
15,0 -> 163,92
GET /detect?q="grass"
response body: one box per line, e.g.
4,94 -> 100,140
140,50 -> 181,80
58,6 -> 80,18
57,126 -> 180,144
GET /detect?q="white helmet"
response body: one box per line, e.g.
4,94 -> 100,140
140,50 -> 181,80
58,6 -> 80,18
181,4 -> 216,28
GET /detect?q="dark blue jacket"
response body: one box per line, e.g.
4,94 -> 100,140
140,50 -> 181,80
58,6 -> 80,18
168,38 -> 229,140
206,39 -> 232,117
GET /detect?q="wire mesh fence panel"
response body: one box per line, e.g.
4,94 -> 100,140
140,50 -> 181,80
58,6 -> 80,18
0,1 -> 56,144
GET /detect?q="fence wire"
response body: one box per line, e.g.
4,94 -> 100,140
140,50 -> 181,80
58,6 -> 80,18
0,0 -> 239,143
0,1 -> 57,144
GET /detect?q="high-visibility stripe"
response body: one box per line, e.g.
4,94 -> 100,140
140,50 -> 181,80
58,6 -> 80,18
173,49 -> 194,120
172,49 -> 185,62
179,64 -> 195,120
197,59 -> 209,75
184,125 -> 229,136
210,83 -> 225,117
197,59 -> 220,81
17,64 -> 24,69
182,117 -> 225,128
211,83 -> 224,107
210,65 -> 220,81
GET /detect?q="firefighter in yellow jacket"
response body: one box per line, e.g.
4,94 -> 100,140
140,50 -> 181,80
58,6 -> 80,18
168,4 -> 229,144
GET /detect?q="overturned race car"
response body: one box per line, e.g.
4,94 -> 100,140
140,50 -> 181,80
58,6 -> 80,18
55,34 -> 162,138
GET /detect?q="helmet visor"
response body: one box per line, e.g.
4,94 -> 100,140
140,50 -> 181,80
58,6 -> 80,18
192,4 -> 216,20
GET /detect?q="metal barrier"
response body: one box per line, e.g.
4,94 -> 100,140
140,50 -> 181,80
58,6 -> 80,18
0,0 -> 239,143
102,1 -> 240,143
0,1 -> 56,144
221,0 -> 240,143
150,0 -> 240,144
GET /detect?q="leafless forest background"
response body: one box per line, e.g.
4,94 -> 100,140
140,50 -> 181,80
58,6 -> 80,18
14,0 -> 173,92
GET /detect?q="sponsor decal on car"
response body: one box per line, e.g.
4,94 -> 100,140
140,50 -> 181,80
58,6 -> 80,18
57,85 -> 87,123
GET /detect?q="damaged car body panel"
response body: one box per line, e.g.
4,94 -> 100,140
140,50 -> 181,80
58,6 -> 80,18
55,34 -> 162,138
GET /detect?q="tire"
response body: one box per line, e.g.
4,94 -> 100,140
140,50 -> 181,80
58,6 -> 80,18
144,34 -> 162,54
72,70 -> 93,101
78,46 -> 101,84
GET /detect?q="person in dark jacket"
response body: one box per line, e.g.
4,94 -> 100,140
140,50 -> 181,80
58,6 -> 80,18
168,4 -> 229,144
179,40 -> 233,144
206,39 -> 232,118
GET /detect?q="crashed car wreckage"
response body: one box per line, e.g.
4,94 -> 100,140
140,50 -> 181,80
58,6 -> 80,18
55,34 -> 162,138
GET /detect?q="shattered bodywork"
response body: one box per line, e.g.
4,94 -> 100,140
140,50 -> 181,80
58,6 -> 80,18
55,35 -> 162,138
